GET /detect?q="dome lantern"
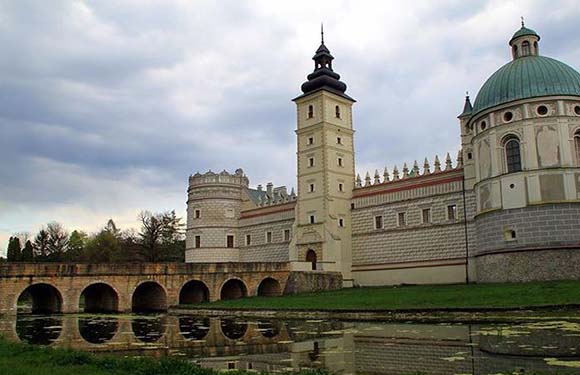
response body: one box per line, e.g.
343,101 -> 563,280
509,18 -> 540,59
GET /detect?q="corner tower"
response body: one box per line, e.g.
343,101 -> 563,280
290,28 -> 356,285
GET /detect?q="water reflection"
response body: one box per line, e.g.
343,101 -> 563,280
4,314 -> 580,374
78,316 -> 118,344
132,315 -> 167,343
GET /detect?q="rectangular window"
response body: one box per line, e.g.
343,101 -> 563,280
338,218 -> 345,227
246,234 -> 251,246
337,157 -> 343,167
308,136 -> 314,145
226,235 -> 234,248
422,208 -> 431,224
398,212 -> 407,227
283,229 -> 290,242
309,183 -> 315,193
194,209 -> 201,219
447,205 -> 457,220
308,157 -> 315,167
337,136 -> 342,144
309,215 -> 316,224
266,231 -> 272,243
195,235 -> 201,248
374,215 -> 383,230
338,183 -> 344,192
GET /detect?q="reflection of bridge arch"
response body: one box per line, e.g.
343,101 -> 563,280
131,281 -> 167,312
78,316 -> 119,344
220,318 -> 248,340
257,277 -> 281,297
220,278 -> 248,300
80,282 -> 119,313
179,280 -> 210,304
17,283 -> 63,314
179,316 -> 210,341
132,315 -> 167,343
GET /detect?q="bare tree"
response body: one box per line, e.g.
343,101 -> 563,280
138,210 -> 184,262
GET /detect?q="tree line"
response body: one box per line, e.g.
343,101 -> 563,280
3,210 -> 185,263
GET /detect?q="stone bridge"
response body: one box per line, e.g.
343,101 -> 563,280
0,262 -> 342,315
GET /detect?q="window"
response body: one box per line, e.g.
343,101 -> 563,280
537,105 -> 548,116
246,234 -> 251,246
228,363 -> 236,370
195,235 -> 201,248
308,105 -> 314,119
422,208 -> 431,224
338,183 -> 344,192
194,209 -> 201,219
309,183 -> 315,193
284,229 -> 290,242
337,157 -> 343,167
308,136 -> 314,145
337,136 -> 342,144
575,130 -> 580,164
503,111 -> 514,122
335,105 -> 341,118
338,218 -> 345,227
374,215 -> 383,230
309,215 -> 316,224
504,136 -> 522,173
480,121 -> 487,131
575,105 -> 580,116
266,231 -> 272,243
447,205 -> 457,221
226,235 -> 234,248
397,212 -> 407,227
308,157 -> 315,167
522,41 -> 530,55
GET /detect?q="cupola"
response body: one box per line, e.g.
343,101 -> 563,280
509,18 -> 540,59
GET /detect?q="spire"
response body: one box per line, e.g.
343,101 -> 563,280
521,16 -> 525,27
295,26 -> 354,101
458,92 -> 473,118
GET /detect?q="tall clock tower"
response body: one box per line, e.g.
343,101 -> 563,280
290,29 -> 356,286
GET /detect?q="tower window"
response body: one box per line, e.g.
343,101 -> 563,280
308,105 -> 314,119
337,157 -> 343,167
309,183 -> 315,193
522,41 -> 531,56
337,136 -> 342,144
374,215 -> 383,230
309,215 -> 316,224
194,209 -> 201,219
308,157 -> 315,167
195,235 -> 201,248
226,235 -> 234,248
447,205 -> 457,221
335,105 -> 341,119
504,135 -> 522,173
308,136 -> 314,145
266,231 -> 272,243
422,208 -> 431,224
338,183 -> 344,192
574,130 -> 580,165
397,212 -> 407,227
338,218 -> 344,227
284,229 -> 290,242
246,234 -> 251,246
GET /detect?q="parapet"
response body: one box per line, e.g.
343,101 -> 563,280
189,168 -> 249,188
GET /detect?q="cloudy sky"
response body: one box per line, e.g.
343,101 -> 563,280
1,0 -> 579,254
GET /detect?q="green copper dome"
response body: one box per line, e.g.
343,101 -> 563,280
510,26 -> 539,44
472,55 -> 580,115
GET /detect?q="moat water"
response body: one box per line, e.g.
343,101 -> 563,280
2,313 -> 580,374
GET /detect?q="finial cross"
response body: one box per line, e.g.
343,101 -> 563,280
521,16 -> 525,27
321,23 -> 324,44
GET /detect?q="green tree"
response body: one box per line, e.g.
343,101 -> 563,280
84,230 -> 121,263
46,222 -> 68,262
7,237 -> 22,262
21,240 -> 34,262
33,229 -> 50,260
138,210 -> 184,262
66,230 -> 87,262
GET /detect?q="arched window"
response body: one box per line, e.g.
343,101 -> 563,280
512,45 -> 518,58
504,135 -> 522,173
335,105 -> 341,119
307,105 -> 314,119
521,41 -> 531,56
575,130 -> 580,165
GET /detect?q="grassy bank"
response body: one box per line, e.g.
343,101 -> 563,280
0,336 -> 326,375
185,280 -> 580,311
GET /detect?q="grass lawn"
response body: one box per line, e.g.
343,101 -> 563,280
186,280 -> 580,311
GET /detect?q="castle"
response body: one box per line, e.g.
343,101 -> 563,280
185,24 -> 580,287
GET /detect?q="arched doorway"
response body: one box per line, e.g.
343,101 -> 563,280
220,279 -> 247,300
257,277 -> 281,297
179,280 -> 210,304
17,283 -> 63,314
306,249 -> 317,270
131,281 -> 167,312
80,283 -> 119,313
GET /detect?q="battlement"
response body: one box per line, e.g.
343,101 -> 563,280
355,151 -> 463,189
189,168 -> 249,188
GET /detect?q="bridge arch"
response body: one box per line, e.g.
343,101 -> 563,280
17,283 -> 63,314
179,280 -> 210,304
131,281 -> 167,312
79,282 -> 119,313
257,277 -> 281,297
220,278 -> 248,300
